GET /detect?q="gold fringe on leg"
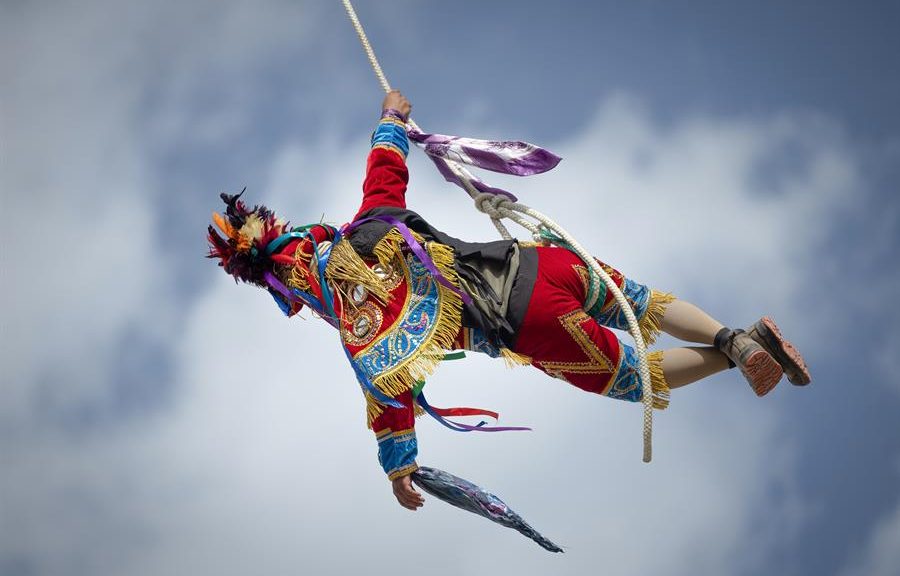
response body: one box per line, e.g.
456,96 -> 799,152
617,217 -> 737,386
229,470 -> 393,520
647,350 -> 670,410
638,290 -> 677,346
500,347 -> 532,368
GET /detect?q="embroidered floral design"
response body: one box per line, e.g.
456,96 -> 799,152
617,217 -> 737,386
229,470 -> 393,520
352,253 -> 443,382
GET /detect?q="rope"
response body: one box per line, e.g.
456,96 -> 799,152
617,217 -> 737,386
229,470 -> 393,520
340,0 -> 655,463
340,0 -> 391,95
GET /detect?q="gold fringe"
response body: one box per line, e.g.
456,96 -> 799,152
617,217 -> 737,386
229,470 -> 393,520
639,290 -> 677,346
500,347 -> 532,368
364,238 -> 464,427
371,228 -> 425,268
325,239 -> 391,306
283,238 -> 396,320
647,350 -> 670,410
372,228 -> 405,268
387,463 -> 420,481
285,242 -> 313,293
367,400 -> 383,424
287,264 -> 311,293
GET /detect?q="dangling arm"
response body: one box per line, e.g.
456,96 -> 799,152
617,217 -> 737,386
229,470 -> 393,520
370,389 -> 425,510
353,90 -> 413,219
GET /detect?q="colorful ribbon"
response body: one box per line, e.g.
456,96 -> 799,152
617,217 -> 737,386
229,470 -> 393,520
415,390 -> 531,433
409,352 -> 531,433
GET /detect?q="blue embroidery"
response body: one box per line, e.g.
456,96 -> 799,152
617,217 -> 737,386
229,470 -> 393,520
606,343 -> 643,403
592,278 -> 651,330
352,253 -> 443,381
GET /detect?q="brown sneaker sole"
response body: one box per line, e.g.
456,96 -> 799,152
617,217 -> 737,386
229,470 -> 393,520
741,349 -> 783,397
757,317 -> 811,386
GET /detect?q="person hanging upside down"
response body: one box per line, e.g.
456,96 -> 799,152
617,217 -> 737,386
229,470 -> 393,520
207,90 -> 811,511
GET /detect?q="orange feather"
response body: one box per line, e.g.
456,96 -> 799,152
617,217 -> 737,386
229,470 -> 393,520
212,212 -> 237,240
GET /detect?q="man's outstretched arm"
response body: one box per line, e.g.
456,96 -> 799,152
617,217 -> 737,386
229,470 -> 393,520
353,90 -> 413,219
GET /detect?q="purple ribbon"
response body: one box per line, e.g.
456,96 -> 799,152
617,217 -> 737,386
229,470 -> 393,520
343,216 -> 474,306
265,271 -> 293,301
407,128 -> 562,201
408,129 -> 561,176
430,156 -> 519,201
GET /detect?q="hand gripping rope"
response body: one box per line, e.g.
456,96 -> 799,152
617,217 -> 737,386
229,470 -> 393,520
340,0 -> 657,463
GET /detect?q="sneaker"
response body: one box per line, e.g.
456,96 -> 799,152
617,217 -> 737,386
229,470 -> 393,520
747,317 -> 811,386
715,328 -> 784,396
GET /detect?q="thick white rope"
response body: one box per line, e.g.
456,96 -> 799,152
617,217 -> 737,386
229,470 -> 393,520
340,0 -> 655,462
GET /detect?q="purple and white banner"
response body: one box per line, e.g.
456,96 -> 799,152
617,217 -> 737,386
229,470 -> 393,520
408,128 -> 562,201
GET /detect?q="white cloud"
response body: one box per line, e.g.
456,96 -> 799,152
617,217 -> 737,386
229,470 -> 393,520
1,5 -> 164,425
0,0 -> 332,426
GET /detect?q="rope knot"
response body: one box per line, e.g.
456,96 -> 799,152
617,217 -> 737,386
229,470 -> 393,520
473,192 -> 511,219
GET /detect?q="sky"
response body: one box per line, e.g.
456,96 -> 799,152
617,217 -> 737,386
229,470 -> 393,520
2,1 -> 899,575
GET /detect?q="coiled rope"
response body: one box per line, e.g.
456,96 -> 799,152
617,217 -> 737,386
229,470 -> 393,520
340,0 -> 656,462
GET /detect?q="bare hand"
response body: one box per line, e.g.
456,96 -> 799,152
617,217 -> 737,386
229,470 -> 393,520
392,473 -> 424,510
382,89 -> 411,120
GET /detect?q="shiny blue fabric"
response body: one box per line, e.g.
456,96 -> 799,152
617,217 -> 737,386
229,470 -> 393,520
377,429 -> 418,477
371,120 -> 410,157
606,343 -> 644,403
591,278 -> 651,330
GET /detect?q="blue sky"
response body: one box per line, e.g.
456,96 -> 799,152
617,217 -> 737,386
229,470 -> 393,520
2,1 -> 899,575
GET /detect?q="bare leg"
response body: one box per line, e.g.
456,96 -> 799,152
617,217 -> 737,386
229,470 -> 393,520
655,298 -> 783,394
661,346 -> 731,389
659,299 -> 725,345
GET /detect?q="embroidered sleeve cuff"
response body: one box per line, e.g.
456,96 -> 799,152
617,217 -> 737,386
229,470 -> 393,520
376,427 -> 419,479
387,463 -> 419,481
371,117 -> 409,159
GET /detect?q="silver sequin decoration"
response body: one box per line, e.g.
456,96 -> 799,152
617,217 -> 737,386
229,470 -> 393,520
351,284 -> 367,305
353,316 -> 372,338
373,263 -> 392,279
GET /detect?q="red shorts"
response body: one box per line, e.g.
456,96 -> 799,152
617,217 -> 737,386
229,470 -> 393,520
512,247 -> 671,405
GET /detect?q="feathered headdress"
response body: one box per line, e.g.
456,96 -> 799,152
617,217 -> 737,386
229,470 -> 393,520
207,190 -> 347,321
207,189 -> 288,287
